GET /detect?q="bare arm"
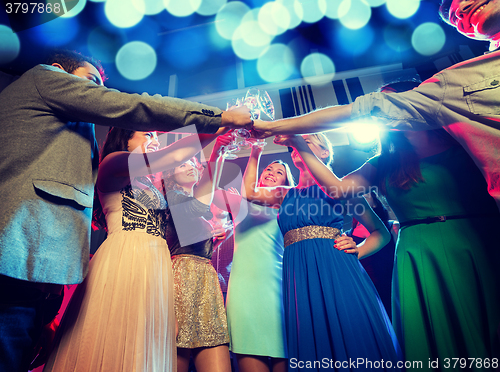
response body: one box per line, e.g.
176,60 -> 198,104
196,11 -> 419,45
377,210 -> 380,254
240,145 -> 286,207
98,128 -> 227,192
276,135 -> 377,199
350,196 -> 390,259
252,104 -> 353,138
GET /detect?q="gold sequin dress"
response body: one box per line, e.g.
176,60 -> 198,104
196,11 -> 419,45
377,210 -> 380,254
165,190 -> 229,348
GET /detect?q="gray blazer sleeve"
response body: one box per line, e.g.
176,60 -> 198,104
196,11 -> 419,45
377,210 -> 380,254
32,64 -> 223,133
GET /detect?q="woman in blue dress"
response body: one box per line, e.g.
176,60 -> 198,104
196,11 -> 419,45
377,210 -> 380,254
249,133 -> 401,371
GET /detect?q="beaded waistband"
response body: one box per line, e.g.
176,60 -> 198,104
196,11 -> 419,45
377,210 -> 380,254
283,226 -> 341,248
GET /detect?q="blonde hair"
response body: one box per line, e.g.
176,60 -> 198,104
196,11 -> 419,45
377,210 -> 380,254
304,133 -> 334,170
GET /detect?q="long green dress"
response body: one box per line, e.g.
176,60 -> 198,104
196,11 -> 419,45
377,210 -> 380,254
369,145 -> 500,369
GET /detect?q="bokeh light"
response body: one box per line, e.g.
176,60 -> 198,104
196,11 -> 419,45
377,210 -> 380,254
339,0 -> 371,29
386,0 -> 420,19
164,0 -> 202,17
0,26 -> 20,64
300,0 -> 326,24
215,1 -> 251,40
197,0 -> 228,16
412,22 -> 445,56
257,43 -> 295,83
324,0 -> 345,19
105,0 -> 144,28
116,41 -> 157,80
276,0 -> 303,29
258,2 -> 290,36
232,19 -> 272,60
365,0 -> 386,6
61,0 -> 87,17
131,0 -> 165,15
300,52 -> 335,85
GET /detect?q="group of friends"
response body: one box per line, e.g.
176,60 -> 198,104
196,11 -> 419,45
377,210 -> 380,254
0,0 -> 499,371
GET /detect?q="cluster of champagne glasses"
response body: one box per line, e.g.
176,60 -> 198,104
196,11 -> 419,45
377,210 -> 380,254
221,88 -> 275,160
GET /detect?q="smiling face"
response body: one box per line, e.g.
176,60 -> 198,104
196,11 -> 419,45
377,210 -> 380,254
258,162 -> 288,187
174,161 -> 200,189
127,131 -> 159,153
446,0 -> 500,43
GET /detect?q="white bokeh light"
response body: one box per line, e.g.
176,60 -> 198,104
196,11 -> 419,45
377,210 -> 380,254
386,0 -> 420,19
412,22 -> 446,56
364,0 -> 386,6
339,0 -> 371,29
257,44 -> 295,83
105,0 -> 144,28
258,2 -> 290,36
197,0 -> 228,16
215,1 -> 251,40
325,0 -> 347,19
116,41 -> 157,80
300,53 -> 336,85
277,0 -> 303,29
164,0 -> 202,17
131,0 -> 164,15
300,0 -> 327,24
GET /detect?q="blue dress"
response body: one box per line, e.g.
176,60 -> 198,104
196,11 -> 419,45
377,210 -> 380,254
278,185 -> 401,371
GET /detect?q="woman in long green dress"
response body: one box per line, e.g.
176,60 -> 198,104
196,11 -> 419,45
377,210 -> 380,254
281,124 -> 500,368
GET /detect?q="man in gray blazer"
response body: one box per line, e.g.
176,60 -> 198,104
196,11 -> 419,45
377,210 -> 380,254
0,50 -> 252,372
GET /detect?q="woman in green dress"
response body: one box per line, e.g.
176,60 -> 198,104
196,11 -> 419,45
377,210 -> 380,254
277,82 -> 500,367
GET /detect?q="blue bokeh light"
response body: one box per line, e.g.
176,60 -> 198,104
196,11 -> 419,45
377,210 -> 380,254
300,52 -> 335,85
339,0 -> 371,29
215,1 -> 251,40
257,43 -> 295,82
0,25 -> 20,64
116,41 -> 157,80
412,22 -> 446,56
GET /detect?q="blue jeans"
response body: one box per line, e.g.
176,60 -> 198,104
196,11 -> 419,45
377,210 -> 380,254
0,276 -> 62,372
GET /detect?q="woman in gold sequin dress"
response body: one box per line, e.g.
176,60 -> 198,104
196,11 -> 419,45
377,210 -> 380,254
162,136 -> 232,372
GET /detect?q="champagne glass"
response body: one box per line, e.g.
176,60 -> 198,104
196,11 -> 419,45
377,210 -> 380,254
221,88 -> 275,158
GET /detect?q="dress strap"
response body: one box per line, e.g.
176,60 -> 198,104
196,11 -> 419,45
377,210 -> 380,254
283,226 -> 341,248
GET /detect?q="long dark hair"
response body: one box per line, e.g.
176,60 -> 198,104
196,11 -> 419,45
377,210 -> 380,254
92,128 -> 136,231
161,157 -> 204,197
375,80 -> 457,195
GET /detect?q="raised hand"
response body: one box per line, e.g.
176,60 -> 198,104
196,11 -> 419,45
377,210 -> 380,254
221,106 -> 253,130
273,134 -> 300,147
